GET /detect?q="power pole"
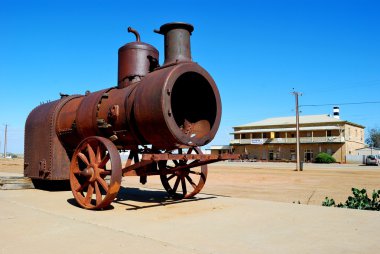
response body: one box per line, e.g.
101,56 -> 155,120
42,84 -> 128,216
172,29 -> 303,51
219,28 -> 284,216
3,124 -> 7,158
292,91 -> 302,171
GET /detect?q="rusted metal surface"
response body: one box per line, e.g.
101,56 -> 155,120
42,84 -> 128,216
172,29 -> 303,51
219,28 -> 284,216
142,153 -> 238,161
25,22 -> 236,209
133,62 -> 221,149
154,22 -> 193,66
75,89 -> 110,139
118,27 -> 159,88
56,96 -> 83,149
25,95 -> 82,180
70,136 -> 122,209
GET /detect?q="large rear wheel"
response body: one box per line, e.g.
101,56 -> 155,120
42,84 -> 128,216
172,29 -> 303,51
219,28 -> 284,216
160,147 -> 208,199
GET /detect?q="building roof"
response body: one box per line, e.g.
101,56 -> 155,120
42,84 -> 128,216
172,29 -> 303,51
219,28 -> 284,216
355,147 -> 380,151
208,145 -> 232,150
234,114 -> 364,129
231,125 -> 341,134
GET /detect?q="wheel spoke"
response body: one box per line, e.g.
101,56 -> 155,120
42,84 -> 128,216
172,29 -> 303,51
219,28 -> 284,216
97,176 -> 109,192
186,175 -> 197,189
187,148 -> 193,154
125,152 -> 134,167
87,144 -> 96,164
181,178 -> 187,196
77,152 -> 90,166
72,167 -> 81,174
85,183 -> 94,205
173,177 -> 180,192
167,174 -> 176,181
96,145 -> 102,164
94,181 -> 102,206
133,151 -> 140,163
76,181 -> 89,192
98,168 -> 111,175
189,170 -> 201,175
98,154 -> 110,169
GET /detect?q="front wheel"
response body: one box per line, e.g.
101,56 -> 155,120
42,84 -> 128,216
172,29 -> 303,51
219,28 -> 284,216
69,136 -> 122,209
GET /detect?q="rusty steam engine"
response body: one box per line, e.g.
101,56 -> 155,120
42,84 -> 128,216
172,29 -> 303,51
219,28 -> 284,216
24,22 -> 237,209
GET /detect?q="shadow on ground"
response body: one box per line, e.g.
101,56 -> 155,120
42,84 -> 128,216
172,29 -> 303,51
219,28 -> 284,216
115,187 -> 217,210
32,179 -> 71,191
65,187 -> 217,211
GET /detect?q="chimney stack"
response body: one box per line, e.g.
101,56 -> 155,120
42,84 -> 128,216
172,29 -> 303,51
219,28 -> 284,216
333,106 -> 340,119
154,22 -> 194,66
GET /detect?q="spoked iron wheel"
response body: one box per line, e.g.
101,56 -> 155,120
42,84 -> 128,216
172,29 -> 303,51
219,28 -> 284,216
160,147 -> 208,199
70,136 -> 122,209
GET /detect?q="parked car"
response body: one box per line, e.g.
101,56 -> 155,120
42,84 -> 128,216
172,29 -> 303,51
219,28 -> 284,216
366,155 -> 380,166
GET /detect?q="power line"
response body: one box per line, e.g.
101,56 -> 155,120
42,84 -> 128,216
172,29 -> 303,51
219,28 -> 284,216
301,80 -> 380,94
300,101 -> 380,107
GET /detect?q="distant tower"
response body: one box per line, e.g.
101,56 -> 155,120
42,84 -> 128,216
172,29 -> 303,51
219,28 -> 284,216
333,106 -> 340,119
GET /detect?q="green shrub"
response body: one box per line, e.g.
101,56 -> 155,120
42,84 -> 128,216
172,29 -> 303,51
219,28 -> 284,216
322,188 -> 380,211
315,152 -> 336,163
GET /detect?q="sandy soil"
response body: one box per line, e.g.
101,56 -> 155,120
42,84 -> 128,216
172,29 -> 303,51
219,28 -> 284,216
4,157 -> 379,206
0,158 -> 24,174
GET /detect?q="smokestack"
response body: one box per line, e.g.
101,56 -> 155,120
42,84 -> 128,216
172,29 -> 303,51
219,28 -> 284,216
154,22 -> 194,66
333,106 -> 340,119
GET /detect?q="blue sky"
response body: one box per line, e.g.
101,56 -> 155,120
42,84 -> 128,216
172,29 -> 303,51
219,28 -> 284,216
0,0 -> 379,153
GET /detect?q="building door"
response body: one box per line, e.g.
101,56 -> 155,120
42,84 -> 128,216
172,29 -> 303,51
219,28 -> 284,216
269,150 -> 274,160
290,149 -> 296,161
304,149 -> 313,162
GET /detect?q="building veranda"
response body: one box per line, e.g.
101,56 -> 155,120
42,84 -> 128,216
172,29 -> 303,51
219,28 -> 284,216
225,114 -> 365,163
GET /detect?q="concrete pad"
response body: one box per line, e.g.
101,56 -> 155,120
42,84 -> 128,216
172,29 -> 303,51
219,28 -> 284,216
1,186 -> 379,254
0,175 -> 34,190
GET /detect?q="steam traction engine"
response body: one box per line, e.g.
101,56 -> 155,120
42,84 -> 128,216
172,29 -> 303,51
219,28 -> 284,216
24,22 -> 237,209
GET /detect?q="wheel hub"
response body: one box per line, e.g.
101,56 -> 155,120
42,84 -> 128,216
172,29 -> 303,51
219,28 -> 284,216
80,166 -> 98,182
174,168 -> 189,177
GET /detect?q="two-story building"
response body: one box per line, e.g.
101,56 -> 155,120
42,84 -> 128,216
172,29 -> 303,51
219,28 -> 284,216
229,114 -> 365,163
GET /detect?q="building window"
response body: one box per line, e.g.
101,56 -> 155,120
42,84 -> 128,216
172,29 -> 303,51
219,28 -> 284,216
241,134 -> 247,139
326,148 -> 332,155
275,132 -> 280,138
307,132 -> 311,137
327,130 -> 332,137
291,133 -> 295,138
263,133 -> 267,138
